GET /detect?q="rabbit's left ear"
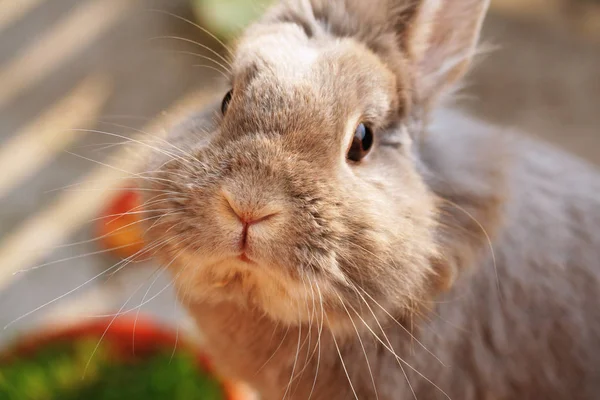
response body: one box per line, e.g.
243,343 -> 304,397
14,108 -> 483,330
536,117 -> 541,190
404,0 -> 490,105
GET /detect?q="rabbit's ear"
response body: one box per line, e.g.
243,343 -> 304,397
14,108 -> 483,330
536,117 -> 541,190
403,0 -> 490,105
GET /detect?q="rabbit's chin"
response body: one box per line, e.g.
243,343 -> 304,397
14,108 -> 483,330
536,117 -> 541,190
171,254 -> 342,328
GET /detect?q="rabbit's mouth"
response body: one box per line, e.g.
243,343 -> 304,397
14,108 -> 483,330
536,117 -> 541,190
169,252 -> 311,322
237,252 -> 255,264
166,248 -> 362,331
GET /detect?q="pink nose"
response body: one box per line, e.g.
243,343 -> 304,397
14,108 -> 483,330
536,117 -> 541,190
236,212 -> 277,226
222,191 -> 278,250
238,215 -> 274,250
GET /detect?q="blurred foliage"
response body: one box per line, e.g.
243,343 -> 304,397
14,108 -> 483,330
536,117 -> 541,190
191,0 -> 276,41
0,339 -> 224,400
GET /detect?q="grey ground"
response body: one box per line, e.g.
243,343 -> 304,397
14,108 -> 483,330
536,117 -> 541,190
0,0 -> 598,346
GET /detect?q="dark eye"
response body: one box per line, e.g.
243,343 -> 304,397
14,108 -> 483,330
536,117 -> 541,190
221,90 -> 233,115
347,123 -> 373,162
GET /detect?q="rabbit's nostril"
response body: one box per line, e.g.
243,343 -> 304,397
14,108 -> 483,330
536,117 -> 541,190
234,208 -> 278,252
240,212 -> 277,226
221,190 -> 279,227
219,189 -> 282,261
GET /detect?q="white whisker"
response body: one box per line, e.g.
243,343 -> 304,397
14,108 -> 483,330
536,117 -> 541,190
256,324 -> 290,375
356,285 -> 446,367
83,278 -> 148,378
333,290 -> 379,400
325,313 -> 359,400
132,245 -> 189,350
282,302 -> 303,400
441,199 -> 500,300
97,120 -> 198,160
15,241 -> 144,274
149,36 -> 232,73
148,9 -> 235,57
307,280 -> 325,400
194,64 -> 231,80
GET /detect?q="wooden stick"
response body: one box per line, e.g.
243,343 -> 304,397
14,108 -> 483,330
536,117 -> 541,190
0,0 -> 136,109
0,74 -> 112,199
0,0 -> 46,33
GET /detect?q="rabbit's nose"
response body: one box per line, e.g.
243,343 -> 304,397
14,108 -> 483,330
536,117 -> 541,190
221,189 -> 280,251
222,191 -> 279,226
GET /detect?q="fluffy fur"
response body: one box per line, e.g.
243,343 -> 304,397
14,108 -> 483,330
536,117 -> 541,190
142,0 -> 600,398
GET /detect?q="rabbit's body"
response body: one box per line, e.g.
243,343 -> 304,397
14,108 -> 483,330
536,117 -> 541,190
180,106 -> 600,400
143,0 -> 600,398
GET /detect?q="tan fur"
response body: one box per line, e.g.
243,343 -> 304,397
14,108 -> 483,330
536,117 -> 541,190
142,0 -> 600,398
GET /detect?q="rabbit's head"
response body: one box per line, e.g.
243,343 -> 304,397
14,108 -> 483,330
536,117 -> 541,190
143,0 -> 490,332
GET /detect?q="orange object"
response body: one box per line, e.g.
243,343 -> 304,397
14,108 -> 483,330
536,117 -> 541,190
97,186 -> 146,259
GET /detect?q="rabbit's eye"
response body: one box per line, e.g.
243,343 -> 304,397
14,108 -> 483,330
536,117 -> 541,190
347,123 -> 373,162
221,90 -> 233,115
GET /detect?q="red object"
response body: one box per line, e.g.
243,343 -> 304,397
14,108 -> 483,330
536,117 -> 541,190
97,187 -> 146,259
1,316 -> 253,400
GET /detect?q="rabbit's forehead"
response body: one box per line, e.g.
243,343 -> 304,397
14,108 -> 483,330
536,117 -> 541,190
234,24 -> 321,85
229,25 -> 398,137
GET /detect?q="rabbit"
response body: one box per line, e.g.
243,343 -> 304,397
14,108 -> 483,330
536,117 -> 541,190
142,0 -> 600,398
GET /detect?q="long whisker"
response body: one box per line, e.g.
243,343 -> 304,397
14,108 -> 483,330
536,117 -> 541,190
289,277 -> 322,385
45,183 -> 178,195
51,214 -> 164,250
169,250 -> 201,364
91,267 -> 185,317
334,245 -> 426,309
149,36 -> 232,73
333,290 -> 379,400
169,322 -> 180,364
152,49 -> 231,77
73,141 -> 135,153
355,285 -> 446,367
90,209 -> 171,224
307,280 -> 325,400
267,320 -> 281,347
350,286 -> 451,400
99,114 -> 152,122
15,241 -> 143,274
282,301 -> 303,400
3,235 -> 174,329
82,277 -> 149,378
68,128 -> 186,164
177,246 -> 205,319
324,313 -> 359,400
255,324 -> 291,375
440,198 -> 500,299
297,276 -> 317,378
45,167 -> 193,193
148,9 -> 235,57
347,286 -> 417,400
133,245 -> 190,352
89,236 -> 189,318
194,64 -> 231,80
291,277 -> 313,381
62,151 -> 170,187
96,121 -> 198,160
101,193 -> 179,219
143,211 -> 187,236
100,234 -> 182,284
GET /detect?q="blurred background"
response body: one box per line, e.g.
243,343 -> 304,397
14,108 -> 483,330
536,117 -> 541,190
0,0 -> 598,348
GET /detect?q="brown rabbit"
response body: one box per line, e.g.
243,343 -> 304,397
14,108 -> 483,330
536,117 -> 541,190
142,0 -> 600,398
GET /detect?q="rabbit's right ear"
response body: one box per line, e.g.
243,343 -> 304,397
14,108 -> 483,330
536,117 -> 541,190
267,0 -> 489,105
400,0 -> 490,106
